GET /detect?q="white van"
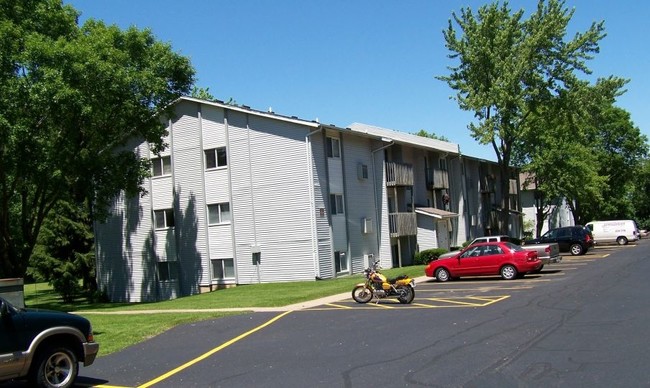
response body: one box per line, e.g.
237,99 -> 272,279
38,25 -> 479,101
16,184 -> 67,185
585,220 -> 639,245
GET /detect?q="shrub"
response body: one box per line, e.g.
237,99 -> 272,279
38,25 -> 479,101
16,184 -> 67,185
414,248 -> 448,265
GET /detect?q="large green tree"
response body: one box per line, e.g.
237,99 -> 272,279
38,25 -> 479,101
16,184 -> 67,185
438,0 -> 606,234
0,0 -> 195,278
522,77 -> 647,230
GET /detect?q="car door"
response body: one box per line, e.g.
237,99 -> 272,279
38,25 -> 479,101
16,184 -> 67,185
478,244 -> 504,275
555,228 -> 572,251
0,299 -> 25,379
455,246 -> 484,276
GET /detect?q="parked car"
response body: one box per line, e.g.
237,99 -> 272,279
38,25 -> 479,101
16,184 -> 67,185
585,220 -> 639,245
424,241 -> 542,281
438,236 -> 561,272
0,296 -> 99,388
526,225 -> 594,256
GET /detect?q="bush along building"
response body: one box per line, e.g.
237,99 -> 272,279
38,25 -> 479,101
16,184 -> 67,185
94,97 -> 522,302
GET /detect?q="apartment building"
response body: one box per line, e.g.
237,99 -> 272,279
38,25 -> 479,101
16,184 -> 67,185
94,97 -> 521,302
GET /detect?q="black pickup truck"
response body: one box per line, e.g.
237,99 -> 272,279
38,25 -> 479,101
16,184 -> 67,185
0,296 -> 99,388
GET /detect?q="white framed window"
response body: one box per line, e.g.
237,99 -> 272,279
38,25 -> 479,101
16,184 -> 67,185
327,137 -> 340,158
330,194 -> 344,215
208,203 -> 231,224
205,147 -> 227,169
152,156 -> 172,177
154,209 -> 175,229
211,258 -> 235,280
157,261 -> 178,281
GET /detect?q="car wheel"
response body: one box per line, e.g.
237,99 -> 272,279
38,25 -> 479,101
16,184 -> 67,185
30,345 -> 78,388
570,243 -> 584,256
435,268 -> 451,282
500,265 -> 518,280
617,236 -> 628,245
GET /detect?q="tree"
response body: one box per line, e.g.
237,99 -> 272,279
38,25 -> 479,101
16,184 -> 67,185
0,0 -> 195,278
631,158 -> 650,229
522,77 -> 647,228
29,199 -> 95,302
438,0 -> 606,234
414,129 -> 450,142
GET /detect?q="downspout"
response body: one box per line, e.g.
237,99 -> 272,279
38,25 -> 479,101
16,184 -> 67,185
305,127 -> 322,278
371,138 -> 393,265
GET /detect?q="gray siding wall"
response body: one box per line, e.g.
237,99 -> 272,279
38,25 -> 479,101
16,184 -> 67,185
371,141 -> 392,269
95,139 -> 158,302
341,133 -> 378,274
308,132 -> 334,279
227,112 -> 315,284
170,101 -> 209,296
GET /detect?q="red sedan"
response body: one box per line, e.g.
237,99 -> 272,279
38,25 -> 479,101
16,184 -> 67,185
425,241 -> 542,281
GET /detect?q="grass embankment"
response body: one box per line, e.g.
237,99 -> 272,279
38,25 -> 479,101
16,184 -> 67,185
23,265 -> 426,355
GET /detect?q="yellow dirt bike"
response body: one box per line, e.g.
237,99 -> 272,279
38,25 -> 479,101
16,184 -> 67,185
351,260 -> 415,304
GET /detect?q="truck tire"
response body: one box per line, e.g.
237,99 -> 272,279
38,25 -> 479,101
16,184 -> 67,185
30,345 -> 78,388
616,236 -> 628,245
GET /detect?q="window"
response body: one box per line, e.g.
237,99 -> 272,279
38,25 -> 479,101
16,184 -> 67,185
208,203 -> 231,224
357,163 -> 368,179
205,147 -> 227,169
211,258 -> 235,279
157,261 -> 178,281
329,194 -> 344,215
154,209 -> 175,229
439,157 -> 448,171
334,251 -> 348,273
152,156 -> 172,177
327,137 -> 340,158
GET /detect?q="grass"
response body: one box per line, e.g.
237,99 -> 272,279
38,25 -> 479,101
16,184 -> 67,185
22,265 -> 426,355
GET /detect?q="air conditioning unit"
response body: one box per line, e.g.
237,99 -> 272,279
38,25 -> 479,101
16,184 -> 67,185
363,253 -> 374,266
362,218 -> 373,234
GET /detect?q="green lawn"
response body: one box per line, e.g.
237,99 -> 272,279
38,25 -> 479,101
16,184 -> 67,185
22,265 -> 426,355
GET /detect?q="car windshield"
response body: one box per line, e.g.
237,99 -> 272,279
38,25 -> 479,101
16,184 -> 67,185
503,242 -> 523,252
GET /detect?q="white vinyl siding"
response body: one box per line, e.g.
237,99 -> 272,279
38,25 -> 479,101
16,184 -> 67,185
228,111 -> 315,283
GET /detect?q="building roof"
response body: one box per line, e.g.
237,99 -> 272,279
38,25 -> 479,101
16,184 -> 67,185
347,123 -> 460,154
415,207 -> 459,219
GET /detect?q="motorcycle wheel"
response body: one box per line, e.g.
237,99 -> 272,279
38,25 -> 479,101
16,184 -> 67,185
352,285 -> 373,304
397,285 -> 415,304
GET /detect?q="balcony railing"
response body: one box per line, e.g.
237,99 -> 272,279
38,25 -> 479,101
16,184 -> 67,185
389,212 -> 417,237
509,179 -> 518,195
385,162 -> 413,186
480,176 -> 495,193
426,168 -> 449,189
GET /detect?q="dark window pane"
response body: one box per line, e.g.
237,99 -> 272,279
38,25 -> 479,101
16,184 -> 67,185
217,147 -> 227,166
205,150 -> 216,169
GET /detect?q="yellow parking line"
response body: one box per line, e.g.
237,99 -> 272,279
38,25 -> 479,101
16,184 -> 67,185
325,303 -> 352,309
411,302 -> 435,308
426,297 -> 486,306
370,302 -> 394,309
137,311 -> 293,388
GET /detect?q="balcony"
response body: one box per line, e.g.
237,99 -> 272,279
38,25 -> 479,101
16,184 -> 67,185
509,179 -> 518,195
389,212 -> 417,237
480,176 -> 495,193
426,168 -> 449,189
385,162 -> 413,186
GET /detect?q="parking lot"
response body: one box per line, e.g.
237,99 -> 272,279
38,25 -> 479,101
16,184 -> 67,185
309,244 -> 622,311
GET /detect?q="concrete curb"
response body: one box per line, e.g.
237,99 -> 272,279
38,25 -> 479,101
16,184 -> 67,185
74,276 -> 432,315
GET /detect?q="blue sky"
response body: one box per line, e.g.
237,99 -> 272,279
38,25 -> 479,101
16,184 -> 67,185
66,0 -> 649,161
